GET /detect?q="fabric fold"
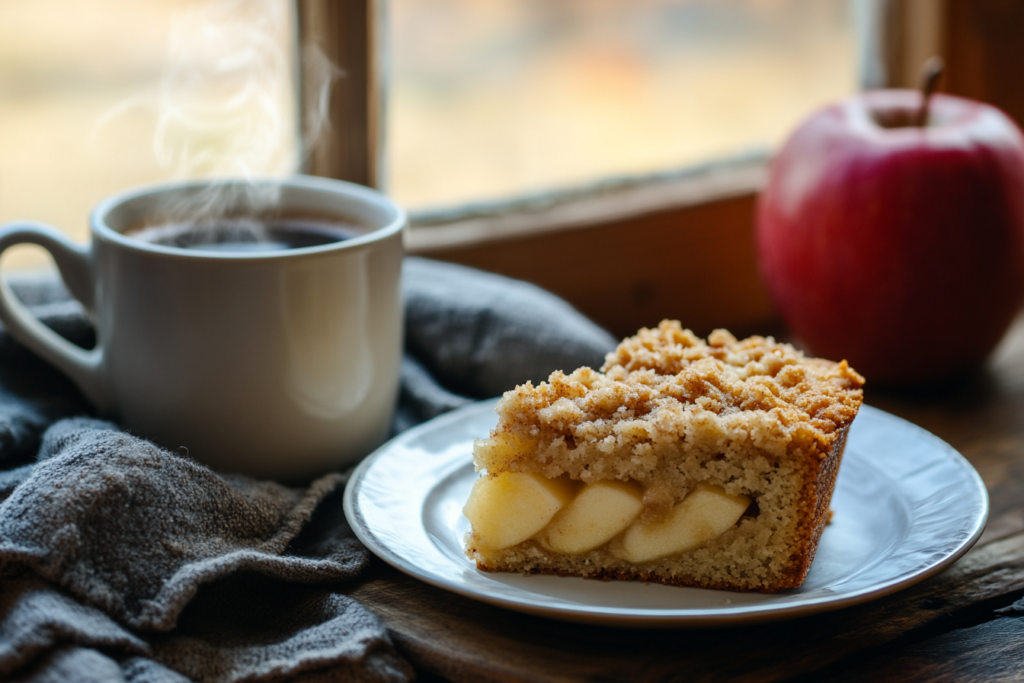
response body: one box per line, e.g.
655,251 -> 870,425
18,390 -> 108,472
0,258 -> 618,681
0,422 -> 362,632
0,573 -> 149,676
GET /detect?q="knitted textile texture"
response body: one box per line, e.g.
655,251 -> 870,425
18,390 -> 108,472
0,258 -> 615,682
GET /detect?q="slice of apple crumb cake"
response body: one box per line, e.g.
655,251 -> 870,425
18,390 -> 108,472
463,320 -> 864,592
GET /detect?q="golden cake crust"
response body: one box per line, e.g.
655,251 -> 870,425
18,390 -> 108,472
468,321 -> 865,593
478,321 -> 864,478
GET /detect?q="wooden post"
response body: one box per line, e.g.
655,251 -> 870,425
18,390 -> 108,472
866,0 -> 1024,129
869,0 -> 947,90
295,0 -> 383,188
944,0 -> 1024,129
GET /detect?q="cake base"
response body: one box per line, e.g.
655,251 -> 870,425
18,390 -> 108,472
467,425 -> 850,593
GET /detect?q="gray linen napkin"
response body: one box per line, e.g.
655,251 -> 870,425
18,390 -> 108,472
0,258 -> 617,682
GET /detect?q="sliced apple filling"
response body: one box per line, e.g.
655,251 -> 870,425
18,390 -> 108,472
463,472 -> 751,561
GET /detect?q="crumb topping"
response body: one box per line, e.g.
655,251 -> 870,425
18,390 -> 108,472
490,321 -> 864,463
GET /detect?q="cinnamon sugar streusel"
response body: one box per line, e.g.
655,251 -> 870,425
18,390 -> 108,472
465,321 -> 864,592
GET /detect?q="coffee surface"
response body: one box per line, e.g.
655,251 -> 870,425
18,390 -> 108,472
125,216 -> 366,252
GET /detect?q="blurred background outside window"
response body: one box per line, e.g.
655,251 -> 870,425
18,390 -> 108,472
0,0 -> 860,269
389,0 -> 859,209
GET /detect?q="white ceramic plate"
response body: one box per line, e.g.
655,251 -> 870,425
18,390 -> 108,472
344,401 -> 988,628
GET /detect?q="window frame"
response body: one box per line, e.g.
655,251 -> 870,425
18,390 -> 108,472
296,0 -> 957,337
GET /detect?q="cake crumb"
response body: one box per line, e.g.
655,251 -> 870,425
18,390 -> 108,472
468,321 -> 864,593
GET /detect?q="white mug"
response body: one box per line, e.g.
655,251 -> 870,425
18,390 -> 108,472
0,175 -> 406,480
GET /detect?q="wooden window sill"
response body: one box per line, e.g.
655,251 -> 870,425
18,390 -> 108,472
405,154 -> 779,339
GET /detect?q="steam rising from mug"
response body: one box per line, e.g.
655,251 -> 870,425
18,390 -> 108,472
97,0 -> 340,226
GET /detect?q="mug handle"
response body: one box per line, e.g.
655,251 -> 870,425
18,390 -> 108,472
0,222 -> 111,412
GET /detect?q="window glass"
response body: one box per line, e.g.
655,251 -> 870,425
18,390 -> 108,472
0,0 -> 296,269
389,0 -> 860,211
2,0 -> 862,269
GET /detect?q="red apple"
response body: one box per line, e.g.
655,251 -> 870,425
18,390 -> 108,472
757,89 -> 1024,384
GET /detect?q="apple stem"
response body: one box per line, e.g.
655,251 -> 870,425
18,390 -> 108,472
916,57 -> 944,127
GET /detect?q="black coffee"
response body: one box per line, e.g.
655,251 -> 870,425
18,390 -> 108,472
125,215 -> 366,253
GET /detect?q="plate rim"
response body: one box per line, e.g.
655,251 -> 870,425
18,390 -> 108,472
344,401 -> 989,628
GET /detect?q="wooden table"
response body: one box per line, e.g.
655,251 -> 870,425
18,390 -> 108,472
348,317 -> 1024,683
